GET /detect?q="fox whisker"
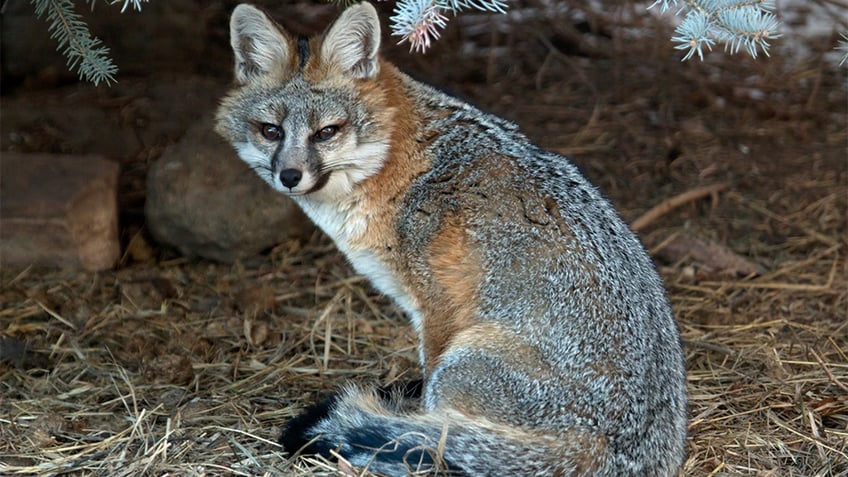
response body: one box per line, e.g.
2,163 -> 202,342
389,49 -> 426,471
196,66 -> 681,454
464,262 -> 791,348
239,164 -> 272,178
317,161 -> 366,174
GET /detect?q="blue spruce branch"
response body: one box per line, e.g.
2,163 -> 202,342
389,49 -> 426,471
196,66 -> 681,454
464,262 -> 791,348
107,0 -> 146,13
838,33 -> 848,66
387,0 -> 506,52
30,0 -> 147,86
387,0 -> 784,58
651,0 -> 782,61
32,0 -> 118,85
31,0 -> 847,84
390,0 -> 450,52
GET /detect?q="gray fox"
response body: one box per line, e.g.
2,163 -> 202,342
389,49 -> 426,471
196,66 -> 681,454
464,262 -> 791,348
215,3 -> 688,475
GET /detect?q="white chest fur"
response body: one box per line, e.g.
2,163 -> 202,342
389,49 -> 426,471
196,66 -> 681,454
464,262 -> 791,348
294,196 -> 424,335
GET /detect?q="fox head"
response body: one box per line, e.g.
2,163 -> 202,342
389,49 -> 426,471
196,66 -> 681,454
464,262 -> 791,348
216,2 -> 393,200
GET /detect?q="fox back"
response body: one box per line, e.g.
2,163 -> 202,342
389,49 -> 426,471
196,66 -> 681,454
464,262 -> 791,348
216,3 -> 688,476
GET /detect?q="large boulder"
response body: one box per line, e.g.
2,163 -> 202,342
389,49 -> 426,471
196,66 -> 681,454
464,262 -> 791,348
145,115 -> 312,262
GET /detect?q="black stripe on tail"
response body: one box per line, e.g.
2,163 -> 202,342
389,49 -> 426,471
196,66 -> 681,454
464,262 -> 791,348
279,380 -> 465,475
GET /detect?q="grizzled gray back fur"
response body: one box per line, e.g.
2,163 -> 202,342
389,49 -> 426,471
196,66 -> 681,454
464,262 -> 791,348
401,79 -> 689,472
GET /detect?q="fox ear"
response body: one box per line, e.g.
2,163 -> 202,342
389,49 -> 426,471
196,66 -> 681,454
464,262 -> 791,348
321,2 -> 381,79
229,4 -> 291,84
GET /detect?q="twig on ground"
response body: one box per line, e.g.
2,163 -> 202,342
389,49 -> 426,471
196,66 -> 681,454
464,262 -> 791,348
631,183 -> 729,232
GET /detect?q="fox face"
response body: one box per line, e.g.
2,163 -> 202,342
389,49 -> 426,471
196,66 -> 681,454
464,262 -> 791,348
215,4 -> 391,200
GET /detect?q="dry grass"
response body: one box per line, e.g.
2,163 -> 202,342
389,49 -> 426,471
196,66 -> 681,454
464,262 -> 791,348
2,206 -> 845,476
2,1 -> 847,475
1,244 -> 419,476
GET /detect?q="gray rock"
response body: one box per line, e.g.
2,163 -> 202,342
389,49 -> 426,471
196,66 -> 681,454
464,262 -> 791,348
145,114 -> 312,262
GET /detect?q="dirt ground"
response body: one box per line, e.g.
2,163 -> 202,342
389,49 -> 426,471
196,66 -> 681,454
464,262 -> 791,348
1,1 -> 847,476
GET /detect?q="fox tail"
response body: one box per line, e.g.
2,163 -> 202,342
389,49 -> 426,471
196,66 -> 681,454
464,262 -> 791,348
280,383 -> 611,477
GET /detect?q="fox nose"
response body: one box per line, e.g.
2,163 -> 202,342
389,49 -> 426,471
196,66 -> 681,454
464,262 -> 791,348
279,168 -> 302,189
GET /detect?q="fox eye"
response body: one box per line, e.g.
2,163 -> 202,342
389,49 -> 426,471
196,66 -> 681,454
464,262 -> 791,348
259,123 -> 283,141
313,125 -> 339,142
